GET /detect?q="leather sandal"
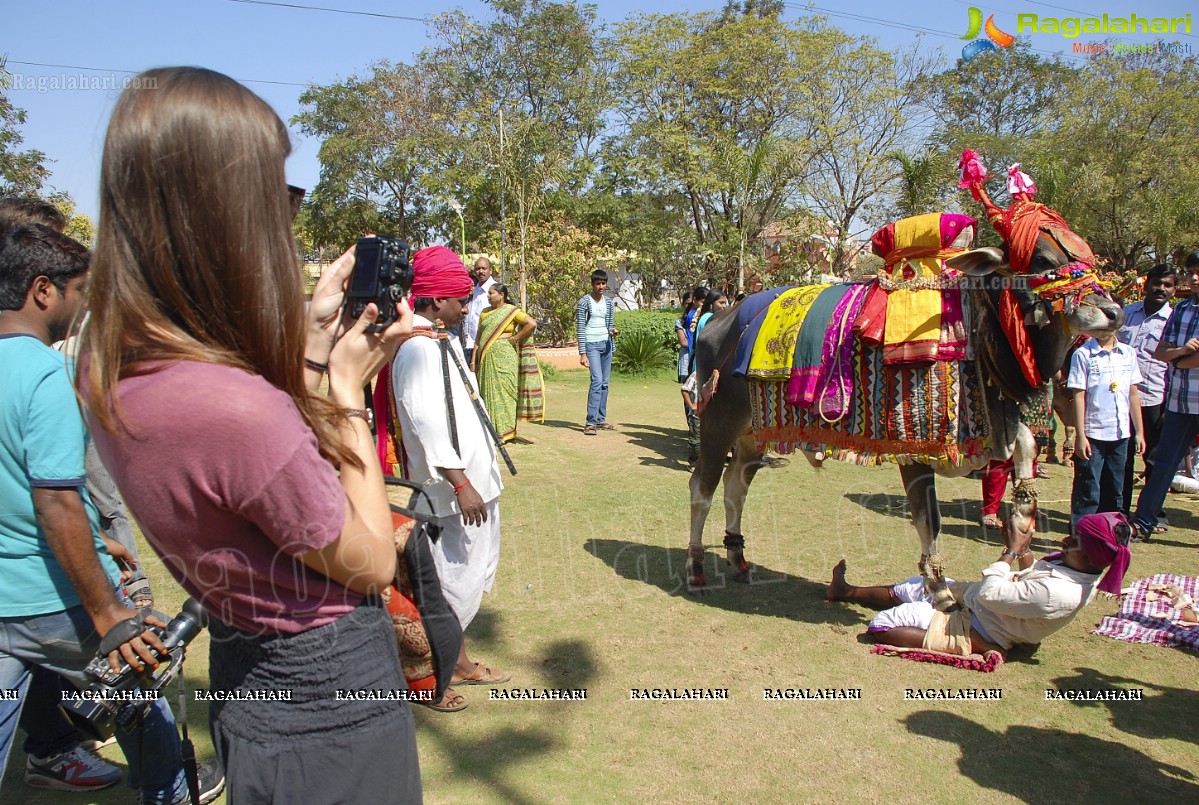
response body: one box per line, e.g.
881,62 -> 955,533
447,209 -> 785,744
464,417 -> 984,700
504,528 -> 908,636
452,662 -> 511,686
417,687 -> 467,713
584,425 -> 597,435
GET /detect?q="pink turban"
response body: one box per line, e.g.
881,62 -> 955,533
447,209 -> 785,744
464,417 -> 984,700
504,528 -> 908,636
410,246 -> 473,298
1074,512 -> 1132,595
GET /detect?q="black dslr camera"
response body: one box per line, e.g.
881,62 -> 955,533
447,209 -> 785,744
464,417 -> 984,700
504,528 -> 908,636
345,236 -> 413,332
60,599 -> 208,741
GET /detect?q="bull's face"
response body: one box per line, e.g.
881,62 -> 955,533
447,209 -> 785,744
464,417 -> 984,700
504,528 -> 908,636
946,232 -> 1123,379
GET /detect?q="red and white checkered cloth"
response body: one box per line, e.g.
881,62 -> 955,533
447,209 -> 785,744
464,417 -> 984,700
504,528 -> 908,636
1092,574 -> 1199,652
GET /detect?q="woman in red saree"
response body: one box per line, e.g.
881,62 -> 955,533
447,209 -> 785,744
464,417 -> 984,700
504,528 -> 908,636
472,283 -> 543,442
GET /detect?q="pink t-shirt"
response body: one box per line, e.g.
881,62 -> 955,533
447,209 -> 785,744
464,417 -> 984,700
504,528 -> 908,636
88,361 -> 357,634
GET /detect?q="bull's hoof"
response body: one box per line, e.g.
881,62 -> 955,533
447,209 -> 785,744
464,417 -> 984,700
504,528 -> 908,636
728,555 -> 753,583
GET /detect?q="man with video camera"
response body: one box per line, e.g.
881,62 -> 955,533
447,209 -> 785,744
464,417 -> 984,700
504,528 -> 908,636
0,224 -> 223,804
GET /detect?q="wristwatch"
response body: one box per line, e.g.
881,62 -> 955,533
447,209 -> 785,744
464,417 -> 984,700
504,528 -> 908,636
344,408 -> 374,427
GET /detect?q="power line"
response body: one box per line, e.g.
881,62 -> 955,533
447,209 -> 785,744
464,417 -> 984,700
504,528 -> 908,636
785,3 -> 1089,62
222,0 -> 428,23
3,59 -> 311,88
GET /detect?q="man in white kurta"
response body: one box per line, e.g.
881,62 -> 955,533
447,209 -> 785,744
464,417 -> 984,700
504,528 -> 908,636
390,246 -> 509,704
462,257 -> 496,366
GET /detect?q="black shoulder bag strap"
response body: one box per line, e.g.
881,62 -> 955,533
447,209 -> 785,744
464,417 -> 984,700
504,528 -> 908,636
437,337 -> 461,456
440,335 -> 518,476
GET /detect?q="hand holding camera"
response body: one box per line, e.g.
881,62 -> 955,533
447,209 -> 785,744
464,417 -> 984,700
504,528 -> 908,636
306,236 -> 416,397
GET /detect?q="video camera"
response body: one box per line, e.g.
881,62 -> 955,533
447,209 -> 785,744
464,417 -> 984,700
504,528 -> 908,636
60,599 -> 208,741
345,236 -> 413,332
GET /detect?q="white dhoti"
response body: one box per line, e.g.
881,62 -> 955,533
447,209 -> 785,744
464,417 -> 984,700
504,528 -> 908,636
429,499 -> 501,630
867,575 -> 958,633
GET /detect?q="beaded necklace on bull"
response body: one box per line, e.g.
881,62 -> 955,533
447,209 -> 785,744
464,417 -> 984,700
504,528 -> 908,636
958,150 -> 1111,513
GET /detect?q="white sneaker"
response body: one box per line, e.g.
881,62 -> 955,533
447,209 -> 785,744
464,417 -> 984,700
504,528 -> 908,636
25,744 -> 122,791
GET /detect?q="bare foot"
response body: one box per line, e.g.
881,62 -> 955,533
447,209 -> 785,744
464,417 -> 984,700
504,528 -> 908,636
827,559 -> 850,601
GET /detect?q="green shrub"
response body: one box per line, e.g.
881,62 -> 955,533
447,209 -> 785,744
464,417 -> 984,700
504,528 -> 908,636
538,359 -> 558,380
614,329 -> 674,376
614,309 -> 682,355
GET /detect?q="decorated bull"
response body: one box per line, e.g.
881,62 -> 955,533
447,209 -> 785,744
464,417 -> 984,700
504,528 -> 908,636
686,152 -> 1124,608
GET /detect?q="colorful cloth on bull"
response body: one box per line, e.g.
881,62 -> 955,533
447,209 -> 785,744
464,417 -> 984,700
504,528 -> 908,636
1092,574 -> 1199,653
729,287 -> 790,378
874,212 -> 974,365
786,284 -> 852,405
751,335 -> 990,466
746,285 -> 826,380
812,282 -> 872,421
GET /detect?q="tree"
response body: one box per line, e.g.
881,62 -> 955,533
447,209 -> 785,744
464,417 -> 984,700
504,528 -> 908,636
0,66 -> 50,195
422,0 -> 612,305
294,62 -> 458,249
1029,53 -> 1199,271
612,8 -> 824,292
798,42 -> 938,270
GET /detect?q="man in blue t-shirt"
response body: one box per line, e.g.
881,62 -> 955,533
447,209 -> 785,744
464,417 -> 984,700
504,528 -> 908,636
0,224 -> 220,803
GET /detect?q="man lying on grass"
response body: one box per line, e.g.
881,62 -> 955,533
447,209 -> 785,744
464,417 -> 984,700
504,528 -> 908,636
827,513 -> 1131,659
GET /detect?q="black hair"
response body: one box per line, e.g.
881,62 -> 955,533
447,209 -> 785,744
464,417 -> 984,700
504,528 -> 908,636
698,289 -> 727,318
0,197 -> 67,243
1184,250 -> 1199,269
0,224 -> 90,310
492,283 -> 513,304
1145,263 -> 1176,282
411,296 -> 435,312
590,269 -> 607,283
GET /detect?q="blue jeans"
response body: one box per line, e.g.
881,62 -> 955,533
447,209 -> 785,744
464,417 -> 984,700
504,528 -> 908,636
0,604 -> 187,803
585,339 -> 613,427
1134,410 -> 1199,532
1071,437 -> 1128,528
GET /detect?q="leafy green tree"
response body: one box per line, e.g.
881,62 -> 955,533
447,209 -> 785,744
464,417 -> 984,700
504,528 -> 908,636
1030,54 -> 1199,270
612,8 -> 823,291
422,0 -> 612,304
0,68 -> 50,195
799,41 -> 938,270
293,61 -> 453,249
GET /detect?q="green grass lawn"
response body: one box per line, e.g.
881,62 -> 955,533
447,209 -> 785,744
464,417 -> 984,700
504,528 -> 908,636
7,368 -> 1199,804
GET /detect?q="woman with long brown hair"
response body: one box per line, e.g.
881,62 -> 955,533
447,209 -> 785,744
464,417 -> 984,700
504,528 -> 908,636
79,67 -> 421,803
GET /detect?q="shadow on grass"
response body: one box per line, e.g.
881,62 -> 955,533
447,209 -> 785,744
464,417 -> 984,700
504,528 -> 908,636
585,538 -> 862,626
415,638 -> 597,805
905,710 -> 1198,800
1050,667 -> 1199,747
843,492 -> 1073,549
618,422 -> 691,471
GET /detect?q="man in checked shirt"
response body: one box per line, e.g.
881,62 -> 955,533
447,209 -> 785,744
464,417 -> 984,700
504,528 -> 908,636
1117,264 -> 1176,530
1131,251 -> 1199,541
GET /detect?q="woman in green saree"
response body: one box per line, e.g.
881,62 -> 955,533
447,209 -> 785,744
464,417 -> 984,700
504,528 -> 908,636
472,283 -> 544,443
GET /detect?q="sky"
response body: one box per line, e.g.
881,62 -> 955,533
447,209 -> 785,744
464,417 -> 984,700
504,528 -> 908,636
3,0 -> 1195,221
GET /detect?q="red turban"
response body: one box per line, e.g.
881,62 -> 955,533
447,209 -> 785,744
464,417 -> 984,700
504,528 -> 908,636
410,246 -> 473,298
1074,512 -> 1132,595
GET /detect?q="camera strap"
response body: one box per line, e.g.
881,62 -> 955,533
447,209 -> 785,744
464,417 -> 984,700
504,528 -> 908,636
438,338 -> 461,456
440,333 -> 518,477
176,660 -> 203,805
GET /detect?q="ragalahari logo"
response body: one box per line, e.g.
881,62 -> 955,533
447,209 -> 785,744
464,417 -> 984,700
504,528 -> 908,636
961,7 -> 1016,62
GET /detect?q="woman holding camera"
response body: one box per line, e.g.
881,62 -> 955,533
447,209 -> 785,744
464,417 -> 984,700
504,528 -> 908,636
79,67 -> 421,803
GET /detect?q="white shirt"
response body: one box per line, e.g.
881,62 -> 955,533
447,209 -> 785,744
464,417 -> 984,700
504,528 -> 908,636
392,314 -> 503,517
1066,339 -> 1144,441
953,559 -> 1100,649
463,277 -> 496,350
